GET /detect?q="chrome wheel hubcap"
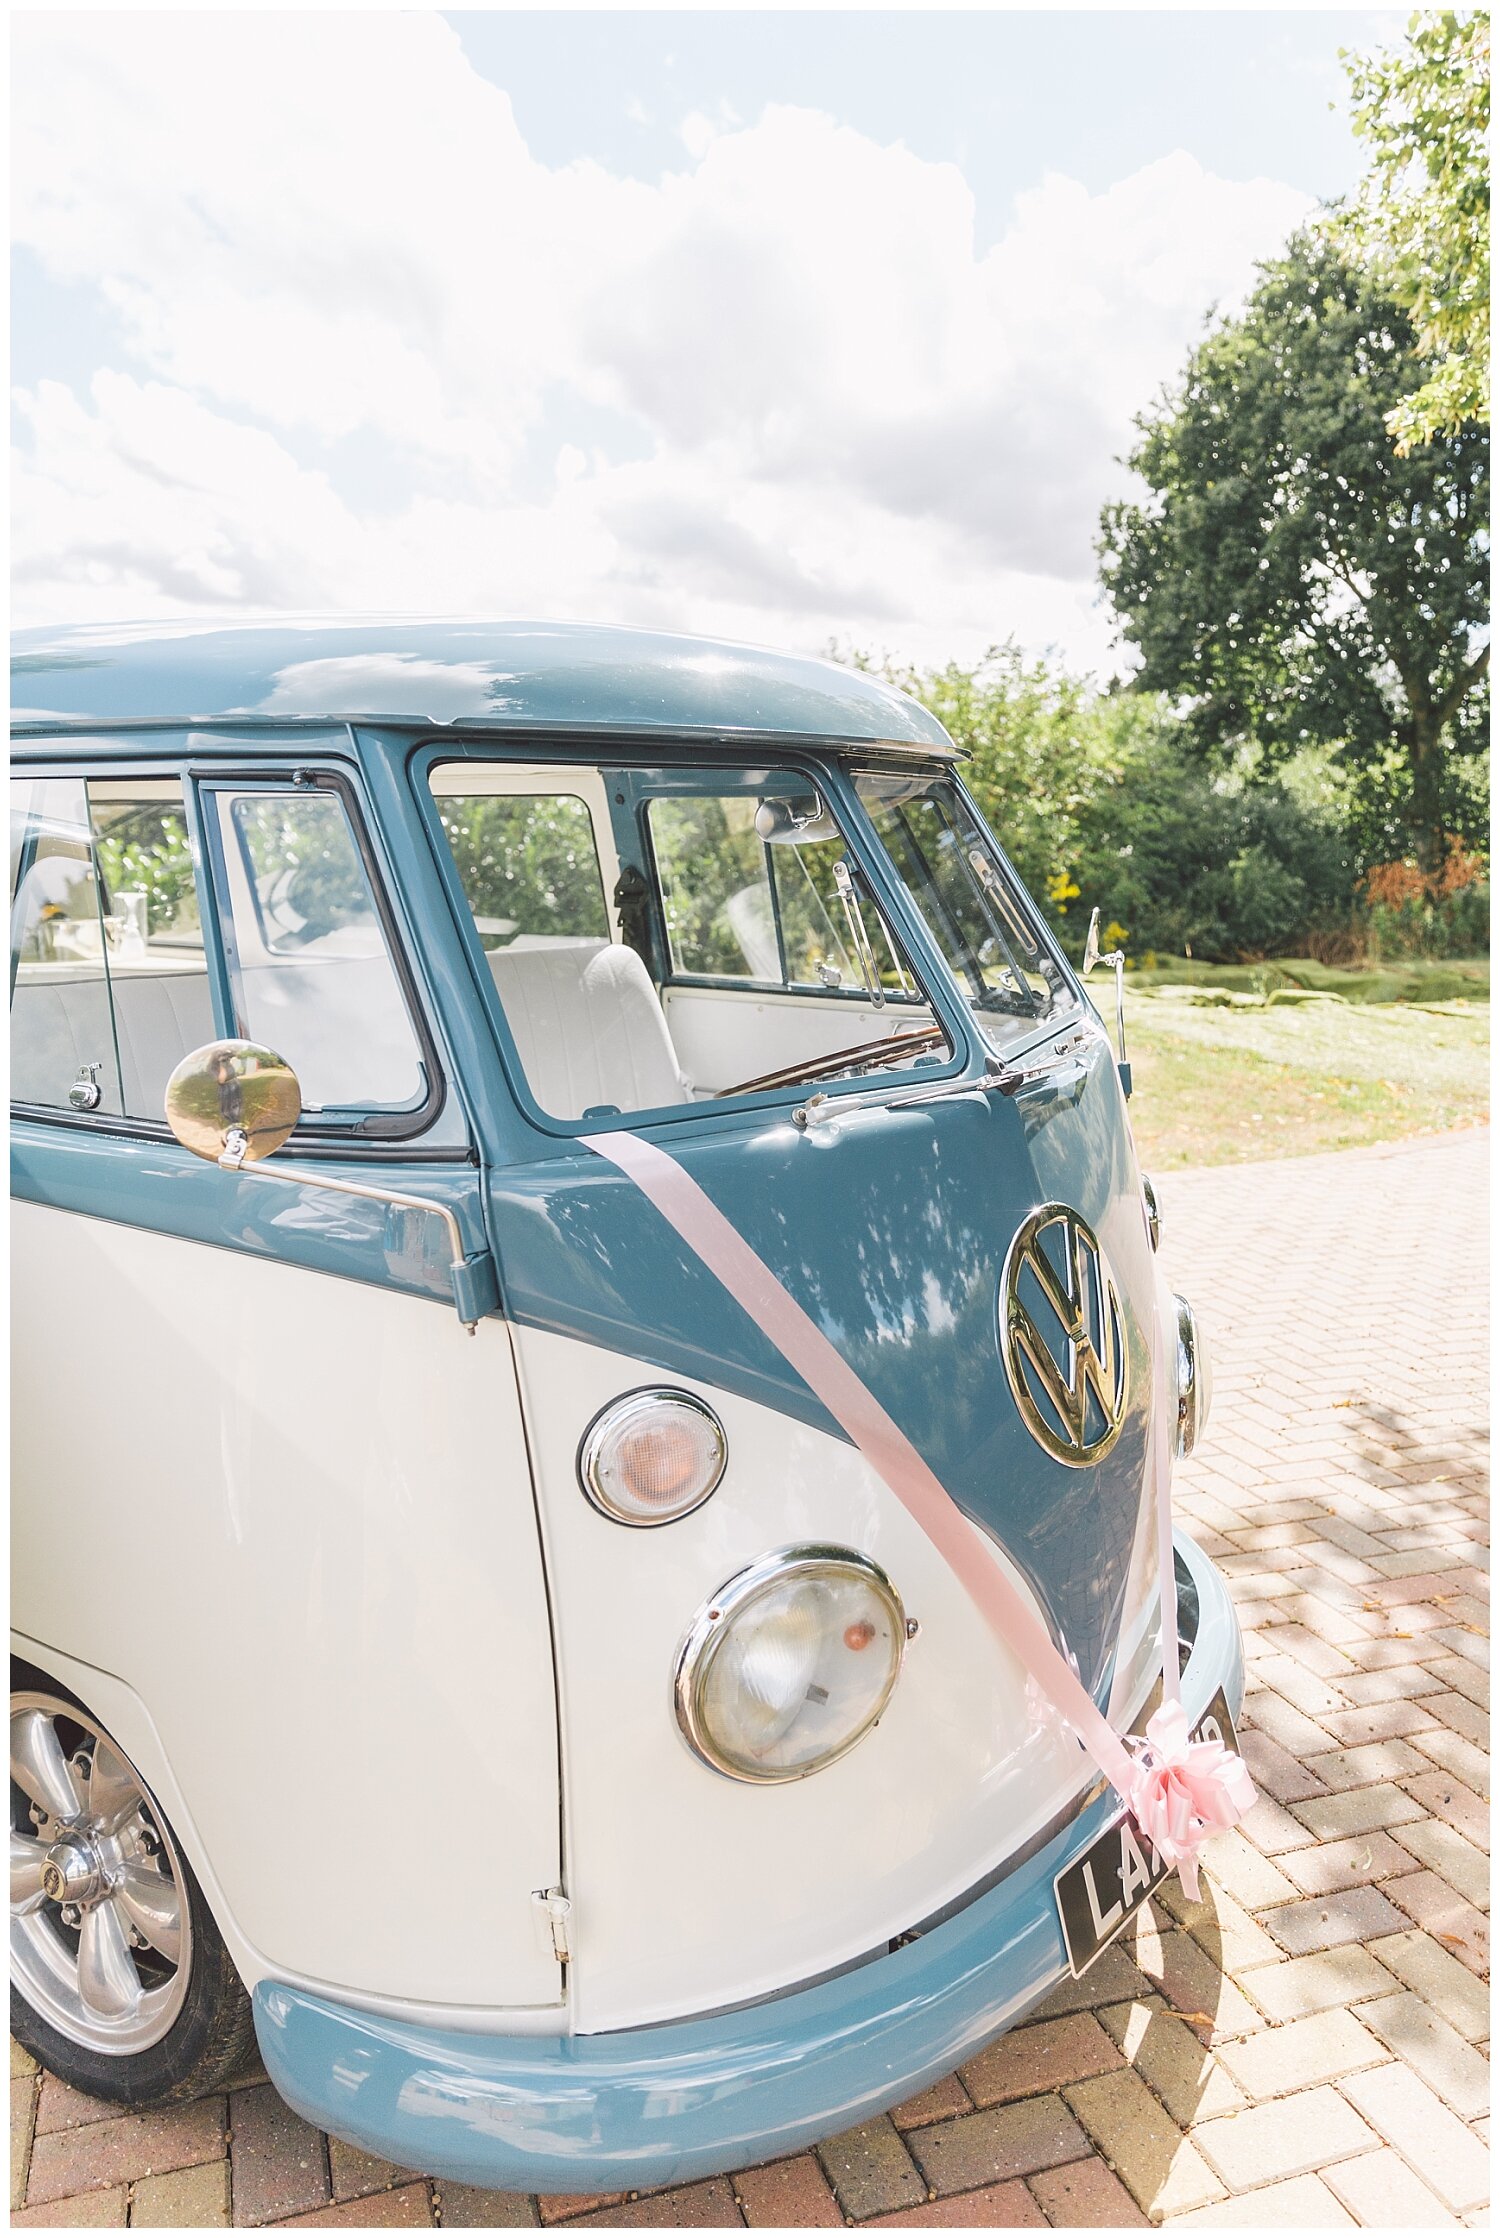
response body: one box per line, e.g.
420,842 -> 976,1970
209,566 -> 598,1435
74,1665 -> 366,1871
10,1694 -> 191,2054
41,1840 -> 107,1906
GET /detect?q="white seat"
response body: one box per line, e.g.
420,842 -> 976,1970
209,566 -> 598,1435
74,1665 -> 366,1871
12,965 -> 214,1118
486,940 -> 689,1118
110,970 -> 216,1117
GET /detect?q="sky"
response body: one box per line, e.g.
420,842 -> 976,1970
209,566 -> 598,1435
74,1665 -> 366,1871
11,7 -> 1399,674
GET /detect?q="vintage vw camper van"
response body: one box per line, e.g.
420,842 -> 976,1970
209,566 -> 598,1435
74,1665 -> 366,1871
10,621 -> 1242,2190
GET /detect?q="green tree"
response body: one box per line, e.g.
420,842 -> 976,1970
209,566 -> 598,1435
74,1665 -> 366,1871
1337,11 -> 1490,451
1099,232 -> 1489,873
842,641 -> 1113,912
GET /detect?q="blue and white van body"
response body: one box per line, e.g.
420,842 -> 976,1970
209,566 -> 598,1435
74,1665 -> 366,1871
10,620 -> 1242,2189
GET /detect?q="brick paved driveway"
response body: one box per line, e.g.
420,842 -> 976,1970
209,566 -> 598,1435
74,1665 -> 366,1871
12,1129 -> 1489,2229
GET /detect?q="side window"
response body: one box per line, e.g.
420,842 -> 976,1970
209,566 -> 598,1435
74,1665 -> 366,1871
11,777 -> 124,1116
11,774 -> 213,1121
431,774 -> 694,1122
432,761 -> 950,1121
208,784 -> 427,1119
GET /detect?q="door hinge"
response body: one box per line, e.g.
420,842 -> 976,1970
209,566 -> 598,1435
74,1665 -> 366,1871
532,1886 -> 573,1963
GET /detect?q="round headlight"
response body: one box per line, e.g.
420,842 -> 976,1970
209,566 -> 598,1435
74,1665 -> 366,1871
579,1389 -> 727,1525
675,1547 -> 906,1782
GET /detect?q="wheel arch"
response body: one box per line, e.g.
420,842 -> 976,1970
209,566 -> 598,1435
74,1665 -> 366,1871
9,1633 -> 270,1999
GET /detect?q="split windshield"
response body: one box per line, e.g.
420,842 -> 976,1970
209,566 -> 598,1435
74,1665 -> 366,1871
856,771 -> 1072,1050
428,755 -> 1070,1126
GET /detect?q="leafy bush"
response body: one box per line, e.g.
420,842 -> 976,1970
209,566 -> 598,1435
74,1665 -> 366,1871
850,643 -> 1361,963
1367,885 -> 1492,959
1069,753 -> 1354,963
1362,839 -> 1490,958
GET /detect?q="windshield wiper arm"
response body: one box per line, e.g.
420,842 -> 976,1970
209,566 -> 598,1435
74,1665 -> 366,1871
794,1053 -> 1020,1129
965,847 -> 1043,1013
792,1021 -> 1099,1130
832,858 -> 885,1008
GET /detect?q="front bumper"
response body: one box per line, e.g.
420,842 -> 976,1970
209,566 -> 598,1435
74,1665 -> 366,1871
254,1532 -> 1243,2193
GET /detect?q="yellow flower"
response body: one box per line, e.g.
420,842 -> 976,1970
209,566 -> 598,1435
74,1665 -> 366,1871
1046,870 -> 1082,913
1105,920 -> 1129,949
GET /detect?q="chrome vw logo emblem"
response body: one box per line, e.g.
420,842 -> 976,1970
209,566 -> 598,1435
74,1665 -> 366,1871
1001,1204 -> 1127,1466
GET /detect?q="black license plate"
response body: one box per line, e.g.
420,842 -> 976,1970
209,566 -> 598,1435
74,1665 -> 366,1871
1053,1690 -> 1238,1978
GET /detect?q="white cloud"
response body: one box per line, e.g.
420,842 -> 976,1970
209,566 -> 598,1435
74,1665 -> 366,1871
11,11 -> 1312,671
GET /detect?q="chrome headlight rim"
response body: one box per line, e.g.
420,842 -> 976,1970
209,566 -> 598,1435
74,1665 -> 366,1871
1173,1293 -> 1212,1458
577,1386 -> 728,1527
674,1544 -> 907,1785
1142,1173 -> 1161,1252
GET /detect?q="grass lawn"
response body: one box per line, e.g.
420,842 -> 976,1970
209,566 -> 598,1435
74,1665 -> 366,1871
1118,958 -> 1490,1168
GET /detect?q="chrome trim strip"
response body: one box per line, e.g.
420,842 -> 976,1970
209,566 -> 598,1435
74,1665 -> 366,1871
673,1545 -> 906,1784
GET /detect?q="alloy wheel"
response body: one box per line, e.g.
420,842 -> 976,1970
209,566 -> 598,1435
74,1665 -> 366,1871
10,1692 -> 191,2055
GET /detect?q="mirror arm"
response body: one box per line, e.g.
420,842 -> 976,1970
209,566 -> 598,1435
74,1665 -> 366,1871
1079,906 -> 1130,1094
220,1150 -> 489,1332
167,1044 -> 494,1328
1104,949 -> 1128,1075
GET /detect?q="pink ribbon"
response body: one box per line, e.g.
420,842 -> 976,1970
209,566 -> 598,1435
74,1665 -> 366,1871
585,1128 -> 1253,1893
1124,1282 -> 1255,1894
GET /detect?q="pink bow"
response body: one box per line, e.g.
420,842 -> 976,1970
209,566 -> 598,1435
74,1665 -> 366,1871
1126,1700 -> 1257,1899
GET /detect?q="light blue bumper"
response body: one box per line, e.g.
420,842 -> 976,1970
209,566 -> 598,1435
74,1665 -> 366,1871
254,1533 -> 1242,2193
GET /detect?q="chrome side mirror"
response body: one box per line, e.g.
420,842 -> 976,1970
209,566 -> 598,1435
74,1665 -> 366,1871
162,1040 -> 495,1332
754,793 -> 839,845
164,1040 -> 301,1167
1079,908 -> 1131,1096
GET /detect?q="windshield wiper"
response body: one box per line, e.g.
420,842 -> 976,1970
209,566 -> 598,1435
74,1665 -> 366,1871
792,1021 -> 1100,1130
794,1052 -> 1019,1129
962,847 -> 1043,1016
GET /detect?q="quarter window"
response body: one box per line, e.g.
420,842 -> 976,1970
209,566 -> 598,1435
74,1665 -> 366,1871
651,796 -> 776,981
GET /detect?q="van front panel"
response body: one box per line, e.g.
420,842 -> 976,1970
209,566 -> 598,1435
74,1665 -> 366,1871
489,1037 -> 1165,2030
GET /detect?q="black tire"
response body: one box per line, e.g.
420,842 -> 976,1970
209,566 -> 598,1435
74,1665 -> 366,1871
9,1662 -> 258,2109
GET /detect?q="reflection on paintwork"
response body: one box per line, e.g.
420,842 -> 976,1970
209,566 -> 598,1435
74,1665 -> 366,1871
491,1034 -> 1152,1700
11,619 -> 954,745
258,656 -> 509,718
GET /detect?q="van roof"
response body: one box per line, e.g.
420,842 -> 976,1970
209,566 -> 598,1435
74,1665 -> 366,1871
11,618 -> 959,754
